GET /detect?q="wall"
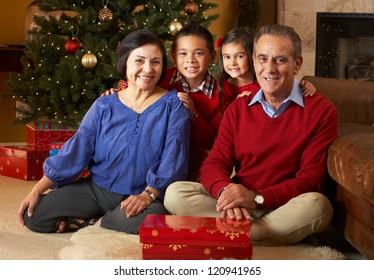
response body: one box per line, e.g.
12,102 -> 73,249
0,1 -> 34,143
1,0 -> 34,45
277,0 -> 374,79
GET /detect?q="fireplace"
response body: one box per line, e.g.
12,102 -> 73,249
315,13 -> 374,81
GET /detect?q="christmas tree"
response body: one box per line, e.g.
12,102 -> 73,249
7,0 -> 218,128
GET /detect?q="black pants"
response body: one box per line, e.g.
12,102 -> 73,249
23,177 -> 168,234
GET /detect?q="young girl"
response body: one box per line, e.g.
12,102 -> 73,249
216,27 -> 315,110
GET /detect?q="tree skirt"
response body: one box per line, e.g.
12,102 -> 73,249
58,225 -> 346,260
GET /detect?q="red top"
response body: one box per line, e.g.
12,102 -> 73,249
160,67 -> 224,176
220,80 -> 260,106
160,68 -> 261,176
200,92 -> 338,209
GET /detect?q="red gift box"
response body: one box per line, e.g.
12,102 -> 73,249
49,142 -> 65,157
139,214 -> 252,260
142,243 -> 252,260
27,121 -> 77,150
0,145 -> 49,180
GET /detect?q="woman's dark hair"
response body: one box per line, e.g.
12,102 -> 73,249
171,21 -> 215,55
117,29 -> 167,83
217,27 -> 256,114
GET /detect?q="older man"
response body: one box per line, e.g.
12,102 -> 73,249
164,24 -> 338,245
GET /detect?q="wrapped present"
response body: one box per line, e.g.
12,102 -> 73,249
139,214 -> 252,260
0,145 -> 49,180
49,142 -> 64,157
142,243 -> 252,260
27,120 -> 77,150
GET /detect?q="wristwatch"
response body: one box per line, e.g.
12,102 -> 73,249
254,193 -> 265,209
144,189 -> 156,200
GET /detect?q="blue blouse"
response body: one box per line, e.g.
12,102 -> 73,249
44,89 -> 191,199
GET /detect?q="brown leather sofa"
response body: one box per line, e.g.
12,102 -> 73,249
302,76 -> 374,259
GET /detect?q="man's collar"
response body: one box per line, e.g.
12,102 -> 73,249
249,78 -> 304,107
170,69 -> 214,98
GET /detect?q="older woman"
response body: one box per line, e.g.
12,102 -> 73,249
18,29 -> 191,234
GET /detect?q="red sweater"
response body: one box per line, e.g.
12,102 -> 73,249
160,69 -> 261,175
159,67 -> 223,175
221,80 -> 260,105
200,92 -> 338,209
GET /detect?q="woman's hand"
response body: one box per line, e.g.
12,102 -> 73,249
120,192 -> 153,218
18,190 -> 40,226
18,176 -> 54,226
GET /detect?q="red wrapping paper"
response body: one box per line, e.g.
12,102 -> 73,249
139,214 -> 252,260
27,122 -> 76,150
0,145 -> 49,180
142,243 -> 252,260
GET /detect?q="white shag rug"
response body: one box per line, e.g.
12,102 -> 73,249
58,225 -> 346,260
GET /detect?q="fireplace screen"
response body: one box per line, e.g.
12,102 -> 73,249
316,13 -> 374,81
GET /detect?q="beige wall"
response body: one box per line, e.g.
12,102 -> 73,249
1,0 -> 34,45
277,0 -> 374,79
205,0 -> 239,38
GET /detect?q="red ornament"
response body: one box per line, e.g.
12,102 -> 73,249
184,1 -> 199,16
64,39 -> 80,53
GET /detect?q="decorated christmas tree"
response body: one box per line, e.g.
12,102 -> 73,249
7,0 -> 218,128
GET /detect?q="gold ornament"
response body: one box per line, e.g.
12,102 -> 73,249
81,52 -> 97,68
184,1 -> 199,16
98,6 -> 113,22
169,21 -> 183,36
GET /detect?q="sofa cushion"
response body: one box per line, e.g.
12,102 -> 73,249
327,131 -> 374,203
338,122 -> 374,137
302,76 -> 374,126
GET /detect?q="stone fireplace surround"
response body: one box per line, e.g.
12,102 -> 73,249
277,0 -> 374,79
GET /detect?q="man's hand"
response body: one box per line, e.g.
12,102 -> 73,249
216,183 -> 257,220
219,207 -> 251,220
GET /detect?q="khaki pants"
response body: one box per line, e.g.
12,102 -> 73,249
164,181 -> 333,246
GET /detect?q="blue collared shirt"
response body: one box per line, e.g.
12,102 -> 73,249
249,78 -> 304,118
